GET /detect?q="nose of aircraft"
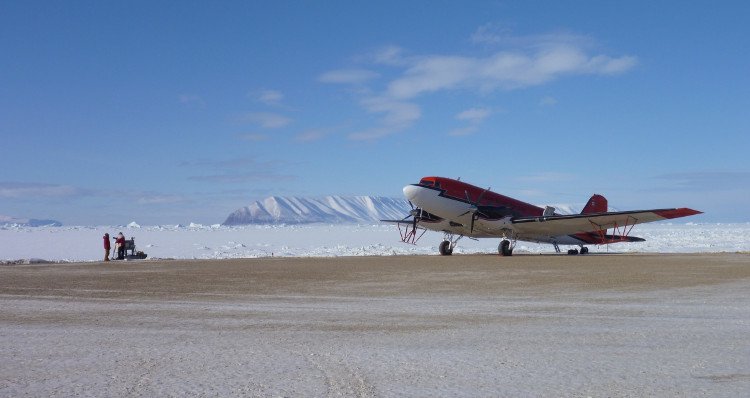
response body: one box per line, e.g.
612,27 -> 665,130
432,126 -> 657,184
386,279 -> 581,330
403,184 -> 419,201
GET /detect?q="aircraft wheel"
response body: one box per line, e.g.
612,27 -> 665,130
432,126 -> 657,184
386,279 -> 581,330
499,240 -> 513,256
567,249 -> 579,255
439,240 -> 453,256
580,247 -> 589,254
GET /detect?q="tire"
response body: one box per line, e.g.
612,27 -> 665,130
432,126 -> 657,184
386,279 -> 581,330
567,249 -> 579,255
499,240 -> 512,256
439,240 -> 453,256
580,247 -> 589,254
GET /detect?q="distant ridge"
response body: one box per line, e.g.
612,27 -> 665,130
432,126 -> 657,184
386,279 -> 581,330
223,196 -> 411,225
0,215 -> 62,227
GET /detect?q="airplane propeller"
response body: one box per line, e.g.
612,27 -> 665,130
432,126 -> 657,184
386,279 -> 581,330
459,188 -> 490,234
399,205 -> 423,232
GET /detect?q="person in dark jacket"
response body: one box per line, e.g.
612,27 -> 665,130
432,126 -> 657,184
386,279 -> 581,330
103,233 -> 111,261
115,232 -> 126,260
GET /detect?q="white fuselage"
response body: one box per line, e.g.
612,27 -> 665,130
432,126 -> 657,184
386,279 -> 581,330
403,184 -> 583,245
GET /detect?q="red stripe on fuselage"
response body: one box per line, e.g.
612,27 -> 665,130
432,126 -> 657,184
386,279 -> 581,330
420,176 -> 545,217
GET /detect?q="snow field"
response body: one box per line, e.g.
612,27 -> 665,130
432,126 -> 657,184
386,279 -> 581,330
1,223 -> 749,263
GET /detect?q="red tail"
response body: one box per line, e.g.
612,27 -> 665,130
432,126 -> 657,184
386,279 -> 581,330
582,194 -> 607,214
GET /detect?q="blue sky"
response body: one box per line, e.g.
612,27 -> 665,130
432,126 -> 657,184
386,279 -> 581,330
1,1 -> 748,225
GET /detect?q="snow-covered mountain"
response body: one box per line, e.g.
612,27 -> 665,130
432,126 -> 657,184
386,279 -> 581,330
223,196 -> 411,225
0,215 -> 62,227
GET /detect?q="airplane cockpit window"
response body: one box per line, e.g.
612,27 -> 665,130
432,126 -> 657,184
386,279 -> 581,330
419,179 -> 434,187
433,181 -> 441,189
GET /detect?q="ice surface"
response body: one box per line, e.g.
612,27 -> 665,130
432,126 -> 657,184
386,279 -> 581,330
1,223 -> 749,263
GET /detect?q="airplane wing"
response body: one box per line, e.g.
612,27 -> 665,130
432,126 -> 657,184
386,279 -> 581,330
511,208 -> 702,237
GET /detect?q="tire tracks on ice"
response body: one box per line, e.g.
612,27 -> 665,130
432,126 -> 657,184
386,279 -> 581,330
294,344 -> 377,397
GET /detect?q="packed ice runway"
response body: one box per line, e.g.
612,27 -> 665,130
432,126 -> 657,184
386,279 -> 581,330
1,254 -> 749,396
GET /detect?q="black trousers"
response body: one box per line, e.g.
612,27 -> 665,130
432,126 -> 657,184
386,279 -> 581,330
118,247 -> 125,260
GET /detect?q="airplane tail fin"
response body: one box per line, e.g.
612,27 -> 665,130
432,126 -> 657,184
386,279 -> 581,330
582,194 -> 607,214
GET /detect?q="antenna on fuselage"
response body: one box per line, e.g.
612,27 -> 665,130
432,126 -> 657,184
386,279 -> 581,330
457,177 -> 461,181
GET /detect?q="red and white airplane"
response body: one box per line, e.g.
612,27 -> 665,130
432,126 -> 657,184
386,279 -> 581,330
384,176 -> 702,256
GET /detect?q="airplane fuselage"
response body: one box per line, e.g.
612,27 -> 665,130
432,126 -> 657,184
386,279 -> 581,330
404,176 -> 587,245
399,176 -> 702,251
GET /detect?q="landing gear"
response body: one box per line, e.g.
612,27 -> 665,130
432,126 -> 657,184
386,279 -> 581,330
567,246 -> 589,255
439,240 -> 453,256
498,239 -> 513,256
438,233 -> 463,255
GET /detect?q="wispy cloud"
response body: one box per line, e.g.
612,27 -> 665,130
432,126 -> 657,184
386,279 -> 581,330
0,182 -> 83,198
456,107 -> 491,123
448,126 -> 478,137
237,112 -> 292,129
295,129 -> 327,142
386,45 -> 636,99
182,156 -> 274,169
515,172 -> 578,183
136,194 -> 188,205
540,96 -> 558,106
188,172 -> 295,183
318,69 -> 380,84
319,29 -> 637,141
654,172 -> 750,191
369,45 -> 409,66
178,94 -> 205,107
449,107 -> 492,136
254,89 -> 284,106
184,156 -> 295,183
236,133 -> 269,142
470,23 -> 513,45
348,97 -> 421,141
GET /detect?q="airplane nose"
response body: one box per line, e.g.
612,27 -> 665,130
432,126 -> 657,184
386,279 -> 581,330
403,185 -> 419,201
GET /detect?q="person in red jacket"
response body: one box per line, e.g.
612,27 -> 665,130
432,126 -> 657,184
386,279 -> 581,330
103,233 -> 111,261
115,232 -> 126,260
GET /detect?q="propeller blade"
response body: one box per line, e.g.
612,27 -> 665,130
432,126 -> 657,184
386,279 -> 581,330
408,200 -> 414,210
476,187 -> 489,205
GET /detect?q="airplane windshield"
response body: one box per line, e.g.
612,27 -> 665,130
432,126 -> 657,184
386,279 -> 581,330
418,179 -> 434,187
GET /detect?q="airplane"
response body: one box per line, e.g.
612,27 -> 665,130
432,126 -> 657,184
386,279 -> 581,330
383,176 -> 702,256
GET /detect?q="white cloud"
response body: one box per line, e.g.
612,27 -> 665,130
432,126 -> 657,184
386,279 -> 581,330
237,133 -> 269,142
238,112 -> 291,129
318,69 -> 379,84
322,30 -> 637,141
348,97 -> 421,141
449,107 -> 492,137
540,96 -> 558,106
178,94 -> 205,106
0,182 -> 81,198
295,129 -> 327,143
516,172 -> 577,183
448,126 -> 478,137
371,45 -> 408,65
456,107 -> 491,123
255,89 -> 284,105
470,23 -> 512,45
386,39 -> 637,99
136,195 -> 187,205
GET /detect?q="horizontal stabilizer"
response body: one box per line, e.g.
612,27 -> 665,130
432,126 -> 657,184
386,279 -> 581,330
573,232 -> 646,244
